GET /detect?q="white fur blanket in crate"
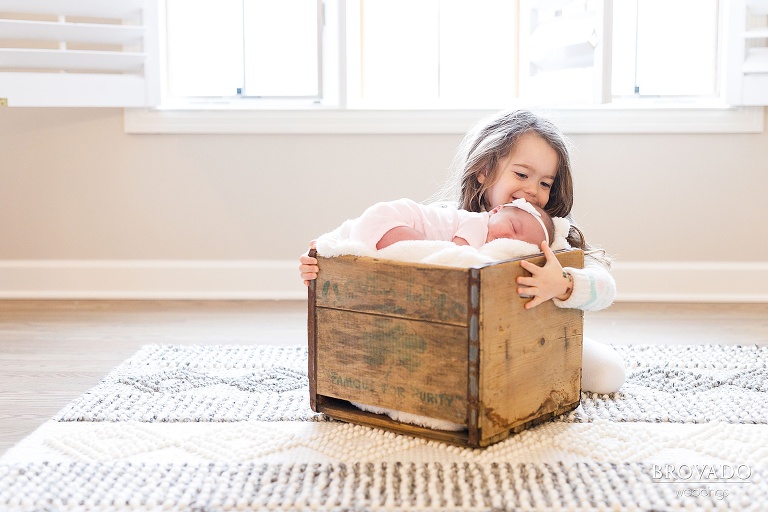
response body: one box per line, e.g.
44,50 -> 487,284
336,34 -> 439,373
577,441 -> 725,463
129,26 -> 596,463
316,215 -> 571,267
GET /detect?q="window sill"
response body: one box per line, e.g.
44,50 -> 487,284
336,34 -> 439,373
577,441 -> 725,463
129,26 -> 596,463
123,103 -> 765,135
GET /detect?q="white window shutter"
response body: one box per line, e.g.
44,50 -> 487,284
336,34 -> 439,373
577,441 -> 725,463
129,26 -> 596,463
724,0 -> 768,106
518,0 -> 612,105
0,0 -> 160,107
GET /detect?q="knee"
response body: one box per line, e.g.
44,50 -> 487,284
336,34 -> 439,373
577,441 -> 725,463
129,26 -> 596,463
582,357 -> 625,394
581,340 -> 626,394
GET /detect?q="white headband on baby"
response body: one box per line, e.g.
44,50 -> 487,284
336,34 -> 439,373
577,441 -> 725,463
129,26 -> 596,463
501,198 -> 549,246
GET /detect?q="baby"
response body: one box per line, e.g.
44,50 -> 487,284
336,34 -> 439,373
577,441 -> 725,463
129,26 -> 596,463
348,197 -> 554,250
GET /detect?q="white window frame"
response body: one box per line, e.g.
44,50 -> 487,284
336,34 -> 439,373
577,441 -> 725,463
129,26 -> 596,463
123,103 -> 764,134
124,0 -> 765,134
0,0 -> 763,133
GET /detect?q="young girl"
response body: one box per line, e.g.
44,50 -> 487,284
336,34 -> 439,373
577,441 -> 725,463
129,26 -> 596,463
299,109 -> 625,394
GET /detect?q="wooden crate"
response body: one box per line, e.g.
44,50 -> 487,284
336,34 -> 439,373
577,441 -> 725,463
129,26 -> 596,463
308,249 -> 584,448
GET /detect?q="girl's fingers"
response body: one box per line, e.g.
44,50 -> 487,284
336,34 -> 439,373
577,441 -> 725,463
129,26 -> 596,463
300,241 -> 319,287
541,242 -> 564,273
300,255 -> 317,265
525,296 -> 545,309
541,241 -> 558,261
517,243 -> 563,308
519,259 -> 541,273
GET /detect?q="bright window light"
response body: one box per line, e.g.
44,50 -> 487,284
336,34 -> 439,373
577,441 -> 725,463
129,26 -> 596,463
166,0 -> 244,97
161,0 -> 724,107
635,0 -> 718,96
358,0 -> 439,103
438,0 -> 517,106
612,0 -> 719,98
243,0 -> 320,97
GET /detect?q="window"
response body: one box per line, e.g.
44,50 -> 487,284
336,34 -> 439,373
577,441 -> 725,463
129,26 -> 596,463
163,0 -> 606,108
158,0 -> 746,107
0,0 -> 765,132
349,0 -> 519,108
612,0 -> 719,99
165,0 -> 323,99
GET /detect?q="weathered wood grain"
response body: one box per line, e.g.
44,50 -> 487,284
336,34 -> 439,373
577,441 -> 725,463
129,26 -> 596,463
316,308 -> 468,424
315,255 -> 469,326
477,251 -> 584,443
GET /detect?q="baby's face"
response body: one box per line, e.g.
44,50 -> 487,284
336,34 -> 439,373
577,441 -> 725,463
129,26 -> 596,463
486,206 -> 547,246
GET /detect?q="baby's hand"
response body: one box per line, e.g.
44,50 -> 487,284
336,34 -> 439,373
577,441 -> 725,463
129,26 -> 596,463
299,241 -> 318,286
516,241 -> 572,309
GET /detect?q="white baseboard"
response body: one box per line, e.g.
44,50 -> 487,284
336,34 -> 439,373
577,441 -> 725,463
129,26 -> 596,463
0,260 -> 308,300
0,260 -> 766,302
611,261 -> 768,302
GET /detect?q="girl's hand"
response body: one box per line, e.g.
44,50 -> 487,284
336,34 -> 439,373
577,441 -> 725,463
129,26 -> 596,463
517,241 -> 573,309
299,240 -> 318,286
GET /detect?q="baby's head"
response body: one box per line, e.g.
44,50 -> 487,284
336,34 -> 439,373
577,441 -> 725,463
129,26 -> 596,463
486,198 -> 555,247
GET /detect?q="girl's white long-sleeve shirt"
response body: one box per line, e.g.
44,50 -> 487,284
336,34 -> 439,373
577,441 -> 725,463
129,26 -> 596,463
554,255 -> 616,312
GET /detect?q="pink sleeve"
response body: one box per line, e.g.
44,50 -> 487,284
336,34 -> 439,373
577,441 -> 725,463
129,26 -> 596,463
452,210 -> 489,248
347,199 -> 422,249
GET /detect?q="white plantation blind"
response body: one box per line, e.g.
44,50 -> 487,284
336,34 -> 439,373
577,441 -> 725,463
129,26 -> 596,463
0,0 -> 159,107
725,0 -> 768,106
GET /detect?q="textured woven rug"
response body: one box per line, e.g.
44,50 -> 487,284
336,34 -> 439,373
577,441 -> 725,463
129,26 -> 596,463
1,344 -> 766,511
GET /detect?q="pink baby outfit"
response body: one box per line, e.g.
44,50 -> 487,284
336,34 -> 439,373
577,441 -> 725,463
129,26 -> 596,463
348,198 -> 490,250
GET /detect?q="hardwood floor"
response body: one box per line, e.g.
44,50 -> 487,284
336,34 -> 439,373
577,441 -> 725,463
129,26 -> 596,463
1,300 -> 767,455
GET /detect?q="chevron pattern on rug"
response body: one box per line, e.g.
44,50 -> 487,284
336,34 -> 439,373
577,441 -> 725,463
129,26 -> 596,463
1,344 -> 766,511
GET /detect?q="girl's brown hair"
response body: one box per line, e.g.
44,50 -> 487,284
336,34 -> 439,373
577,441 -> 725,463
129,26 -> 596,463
435,109 -> 610,266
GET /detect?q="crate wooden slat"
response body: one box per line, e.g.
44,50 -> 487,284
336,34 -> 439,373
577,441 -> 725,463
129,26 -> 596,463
316,308 -> 469,424
312,254 -> 469,325
308,249 -> 584,448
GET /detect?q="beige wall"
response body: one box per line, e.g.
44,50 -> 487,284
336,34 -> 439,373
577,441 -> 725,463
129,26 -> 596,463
1,108 -> 767,299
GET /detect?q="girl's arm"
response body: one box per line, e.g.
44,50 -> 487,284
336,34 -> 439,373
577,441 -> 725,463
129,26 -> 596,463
517,242 -> 616,311
553,254 -> 616,311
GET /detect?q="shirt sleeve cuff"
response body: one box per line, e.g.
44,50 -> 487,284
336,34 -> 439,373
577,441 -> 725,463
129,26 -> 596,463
552,267 -> 595,310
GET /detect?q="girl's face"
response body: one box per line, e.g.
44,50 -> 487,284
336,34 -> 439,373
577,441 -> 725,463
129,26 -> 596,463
477,132 -> 559,210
